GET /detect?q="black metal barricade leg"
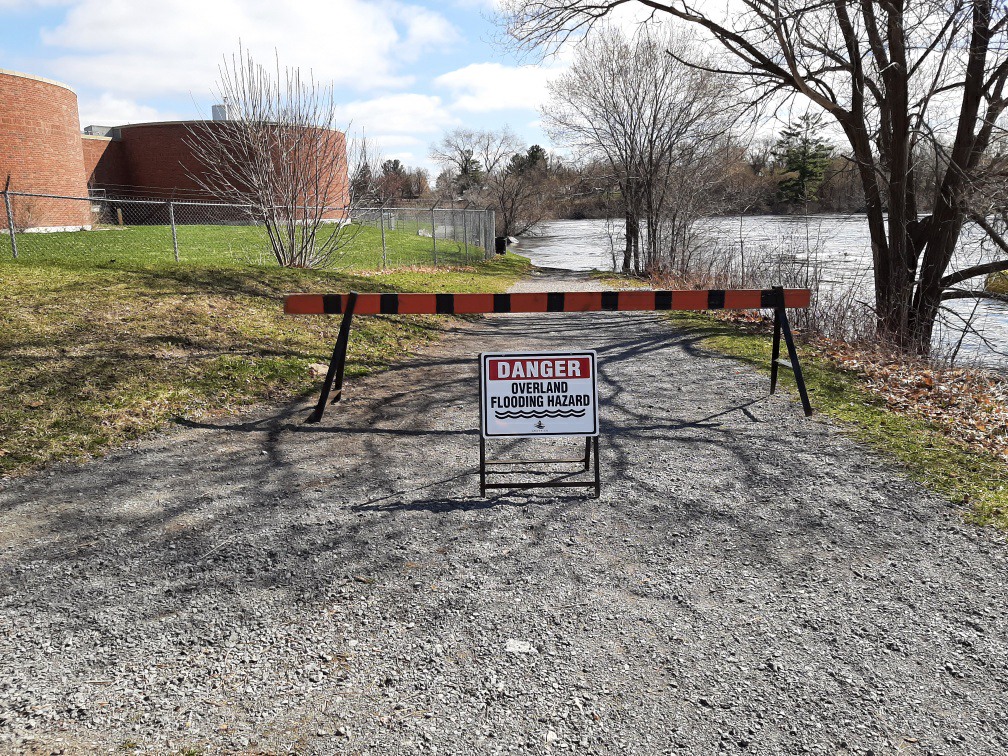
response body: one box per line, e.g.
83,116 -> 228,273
770,308 -> 782,394
592,437 -> 600,498
769,286 -> 813,417
306,291 -> 358,424
777,306 -> 813,416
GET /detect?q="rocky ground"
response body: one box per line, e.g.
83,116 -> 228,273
1,269 -> 1007,755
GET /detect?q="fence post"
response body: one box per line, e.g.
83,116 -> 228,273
379,204 -> 387,269
487,207 -> 496,260
431,202 -> 438,266
484,207 -> 490,259
168,201 -> 179,263
3,176 -> 18,259
478,211 -> 484,258
461,202 -> 469,262
474,211 -> 480,259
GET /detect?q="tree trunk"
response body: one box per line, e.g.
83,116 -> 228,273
909,205 -> 964,352
623,211 -> 635,272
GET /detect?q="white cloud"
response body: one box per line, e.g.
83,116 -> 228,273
77,92 -> 172,127
384,150 -> 418,164
374,134 -> 424,149
338,92 -> 457,136
40,0 -> 459,96
337,93 -> 458,172
392,4 -> 461,59
434,62 -> 561,113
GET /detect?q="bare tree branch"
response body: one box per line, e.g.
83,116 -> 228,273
941,288 -> 1008,304
500,0 -> 1008,355
185,47 -> 367,268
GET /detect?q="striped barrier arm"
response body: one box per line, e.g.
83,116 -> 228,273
284,289 -> 812,316
288,287 -> 813,423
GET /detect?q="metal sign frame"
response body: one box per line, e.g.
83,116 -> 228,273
478,350 -> 601,499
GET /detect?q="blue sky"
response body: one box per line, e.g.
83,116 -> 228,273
0,0 -> 573,174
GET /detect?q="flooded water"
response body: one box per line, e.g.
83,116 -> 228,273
514,216 -> 1006,366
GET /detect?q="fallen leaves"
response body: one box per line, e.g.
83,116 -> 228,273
814,338 -> 1008,462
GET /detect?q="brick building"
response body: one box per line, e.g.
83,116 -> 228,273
0,69 -> 91,230
2,68 -> 349,230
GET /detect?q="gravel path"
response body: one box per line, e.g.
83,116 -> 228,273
2,269 -> 1007,755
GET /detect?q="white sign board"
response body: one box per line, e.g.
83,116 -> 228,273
480,351 -> 598,438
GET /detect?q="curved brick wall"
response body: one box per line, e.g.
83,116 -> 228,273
108,122 -> 349,217
0,69 -> 90,229
0,72 -> 349,230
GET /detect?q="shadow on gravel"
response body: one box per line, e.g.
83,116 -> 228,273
0,308 -> 927,627
352,490 -> 592,514
4,275 -> 1003,754
177,416 -> 481,438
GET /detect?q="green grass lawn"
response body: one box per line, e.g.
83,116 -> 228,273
0,224 -> 528,475
6,222 -> 482,270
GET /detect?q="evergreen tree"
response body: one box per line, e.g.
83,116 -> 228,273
524,144 -> 548,171
381,159 -> 406,177
774,113 -> 833,205
506,145 -> 549,176
454,150 -> 484,195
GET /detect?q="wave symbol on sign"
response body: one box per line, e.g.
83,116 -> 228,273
494,409 -> 587,419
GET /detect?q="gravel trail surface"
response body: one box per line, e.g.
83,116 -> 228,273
2,269 -> 1007,755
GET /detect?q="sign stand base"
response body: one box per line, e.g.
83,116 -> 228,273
479,436 -> 601,499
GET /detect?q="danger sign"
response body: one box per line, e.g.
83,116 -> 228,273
480,351 -> 598,438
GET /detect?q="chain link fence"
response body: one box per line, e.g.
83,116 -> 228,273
353,204 -> 496,267
1,189 -> 497,269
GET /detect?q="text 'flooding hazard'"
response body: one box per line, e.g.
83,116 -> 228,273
480,351 -> 598,438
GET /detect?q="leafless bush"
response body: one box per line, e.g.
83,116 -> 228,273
650,230 -> 877,345
186,48 -> 372,268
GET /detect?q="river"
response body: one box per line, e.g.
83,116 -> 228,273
513,216 -> 1007,367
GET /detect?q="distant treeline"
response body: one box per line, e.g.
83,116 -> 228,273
358,121 -> 941,231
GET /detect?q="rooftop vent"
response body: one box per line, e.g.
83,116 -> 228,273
83,125 -> 120,138
212,100 -> 237,121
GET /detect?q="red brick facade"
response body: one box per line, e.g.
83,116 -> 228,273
0,70 -> 90,229
106,123 -> 350,218
81,134 -> 127,189
1,68 -> 350,229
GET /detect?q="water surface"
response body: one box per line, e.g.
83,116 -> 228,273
515,216 -> 1006,366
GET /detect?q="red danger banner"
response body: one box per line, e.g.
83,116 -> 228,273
487,356 -> 591,381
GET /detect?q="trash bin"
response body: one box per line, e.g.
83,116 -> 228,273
494,236 -> 507,255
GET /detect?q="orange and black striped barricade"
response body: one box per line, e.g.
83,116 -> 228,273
284,287 -> 813,423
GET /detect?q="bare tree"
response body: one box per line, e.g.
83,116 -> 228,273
544,24 -> 738,273
487,148 -> 552,237
431,127 -> 548,235
430,127 -> 526,197
502,0 -> 1008,353
186,49 -> 370,268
